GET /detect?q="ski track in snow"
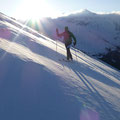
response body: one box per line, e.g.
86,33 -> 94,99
0,13 -> 120,120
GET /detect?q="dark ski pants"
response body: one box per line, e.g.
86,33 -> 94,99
66,47 -> 72,60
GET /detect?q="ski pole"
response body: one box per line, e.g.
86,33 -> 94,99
56,39 -> 57,52
75,48 -> 77,62
74,47 -> 78,62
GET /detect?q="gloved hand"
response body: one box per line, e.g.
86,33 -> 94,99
73,41 -> 76,46
56,28 -> 60,37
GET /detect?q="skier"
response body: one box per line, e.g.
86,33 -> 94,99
56,26 -> 76,60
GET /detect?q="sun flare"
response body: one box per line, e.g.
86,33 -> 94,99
15,0 -> 56,20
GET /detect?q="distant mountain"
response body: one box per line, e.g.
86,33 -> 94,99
65,9 -> 97,17
26,9 -> 120,69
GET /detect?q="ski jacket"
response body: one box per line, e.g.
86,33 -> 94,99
57,31 -> 76,47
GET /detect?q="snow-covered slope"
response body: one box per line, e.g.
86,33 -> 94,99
0,12 -> 120,120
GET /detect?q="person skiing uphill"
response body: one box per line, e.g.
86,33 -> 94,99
56,26 -> 76,60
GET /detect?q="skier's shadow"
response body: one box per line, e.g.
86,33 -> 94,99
67,51 -> 120,89
73,70 -> 119,120
72,49 -> 120,80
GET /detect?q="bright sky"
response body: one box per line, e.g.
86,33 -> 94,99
0,0 -> 120,19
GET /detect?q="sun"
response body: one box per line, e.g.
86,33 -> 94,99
15,0 -> 56,20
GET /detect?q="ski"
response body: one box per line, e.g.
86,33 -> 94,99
58,58 -> 73,62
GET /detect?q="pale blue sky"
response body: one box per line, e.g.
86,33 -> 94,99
0,0 -> 120,19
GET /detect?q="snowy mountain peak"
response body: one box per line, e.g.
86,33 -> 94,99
66,9 -> 96,17
80,9 -> 95,15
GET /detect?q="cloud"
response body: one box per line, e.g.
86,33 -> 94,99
57,9 -> 120,18
94,11 -> 120,15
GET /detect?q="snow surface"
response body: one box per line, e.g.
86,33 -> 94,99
0,13 -> 120,120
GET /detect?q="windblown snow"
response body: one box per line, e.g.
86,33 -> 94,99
0,12 -> 120,120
